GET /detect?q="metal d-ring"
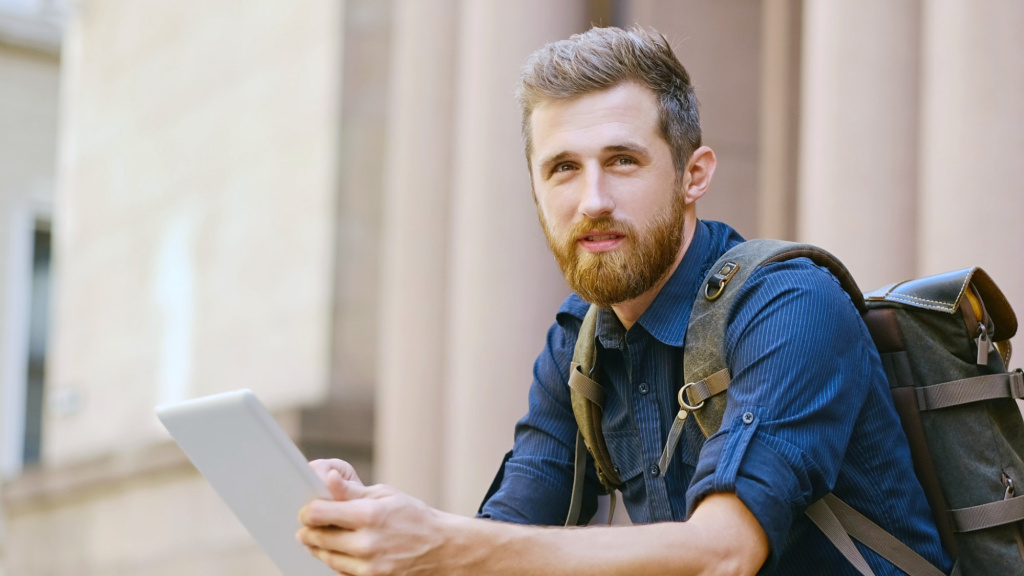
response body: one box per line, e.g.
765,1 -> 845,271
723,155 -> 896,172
678,382 -> 705,411
704,262 -> 740,301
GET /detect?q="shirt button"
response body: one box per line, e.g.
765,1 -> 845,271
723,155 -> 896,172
638,383 -> 650,395
648,464 -> 660,477
742,411 -> 755,425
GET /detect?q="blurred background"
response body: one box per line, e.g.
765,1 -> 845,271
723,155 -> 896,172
0,0 -> 1021,573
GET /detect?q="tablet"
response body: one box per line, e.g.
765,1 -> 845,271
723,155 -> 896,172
156,389 -> 336,576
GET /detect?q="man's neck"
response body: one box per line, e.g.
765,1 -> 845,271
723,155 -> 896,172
610,220 -> 696,331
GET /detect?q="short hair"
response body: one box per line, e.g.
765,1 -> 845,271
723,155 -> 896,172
517,26 -> 701,181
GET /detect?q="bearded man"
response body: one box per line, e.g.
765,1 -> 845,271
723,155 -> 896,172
297,26 -> 951,575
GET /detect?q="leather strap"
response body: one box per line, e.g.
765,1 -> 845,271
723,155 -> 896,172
915,372 -> 1024,411
569,362 -> 605,406
950,495 -> 1024,533
682,368 -> 732,406
565,431 -> 587,527
818,494 -> 947,576
805,498 -> 876,575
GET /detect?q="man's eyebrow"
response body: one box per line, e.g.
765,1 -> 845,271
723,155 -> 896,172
537,151 -> 575,174
604,142 -> 651,157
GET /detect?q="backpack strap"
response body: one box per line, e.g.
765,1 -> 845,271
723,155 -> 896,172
807,494 -> 949,576
676,239 -> 950,576
565,304 -> 622,526
679,239 -> 864,439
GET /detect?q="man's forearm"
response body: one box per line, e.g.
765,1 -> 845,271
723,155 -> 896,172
438,493 -> 768,576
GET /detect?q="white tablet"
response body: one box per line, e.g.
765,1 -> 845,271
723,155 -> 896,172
156,389 -> 335,576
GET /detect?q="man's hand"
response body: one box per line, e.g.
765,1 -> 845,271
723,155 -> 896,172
298,470 -> 455,576
309,458 -> 364,487
298,459 -> 767,576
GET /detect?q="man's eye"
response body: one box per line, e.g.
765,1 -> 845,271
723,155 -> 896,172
613,156 -> 637,166
554,163 -> 575,173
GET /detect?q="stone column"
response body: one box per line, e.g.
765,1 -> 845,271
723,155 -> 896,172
918,0 -> 1024,352
625,0 -> 764,239
758,0 -> 802,240
798,0 -> 921,291
374,0 -> 458,507
441,0 -> 586,515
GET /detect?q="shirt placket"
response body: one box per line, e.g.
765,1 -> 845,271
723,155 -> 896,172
625,334 -> 675,522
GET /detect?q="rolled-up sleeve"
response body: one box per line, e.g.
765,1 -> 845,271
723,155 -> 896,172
685,259 -> 874,567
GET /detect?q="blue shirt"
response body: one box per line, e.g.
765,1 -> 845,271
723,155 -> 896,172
479,220 -> 951,574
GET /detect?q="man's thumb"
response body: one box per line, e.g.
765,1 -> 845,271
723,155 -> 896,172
326,469 -> 365,501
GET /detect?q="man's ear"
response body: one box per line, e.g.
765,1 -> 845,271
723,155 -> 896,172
681,146 -> 717,205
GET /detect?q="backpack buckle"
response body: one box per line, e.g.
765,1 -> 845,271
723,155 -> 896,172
678,382 -> 706,411
705,262 -> 740,301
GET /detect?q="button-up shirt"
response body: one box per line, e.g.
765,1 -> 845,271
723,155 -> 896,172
479,220 -> 951,574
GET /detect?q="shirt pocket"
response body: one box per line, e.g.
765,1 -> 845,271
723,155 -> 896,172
604,429 -> 644,483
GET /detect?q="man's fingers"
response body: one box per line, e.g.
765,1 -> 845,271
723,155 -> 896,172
327,470 -> 371,501
300,497 -> 374,530
305,544 -> 366,576
298,526 -> 375,560
326,470 -> 348,501
309,459 -> 363,486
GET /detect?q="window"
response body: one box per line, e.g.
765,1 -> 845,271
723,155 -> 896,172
21,223 -> 50,465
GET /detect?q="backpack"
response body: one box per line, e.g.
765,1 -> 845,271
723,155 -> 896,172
566,239 -> 1023,576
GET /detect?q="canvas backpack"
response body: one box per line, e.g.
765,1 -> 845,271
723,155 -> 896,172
566,239 -> 1024,576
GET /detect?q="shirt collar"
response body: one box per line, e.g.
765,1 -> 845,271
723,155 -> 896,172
595,219 -> 718,349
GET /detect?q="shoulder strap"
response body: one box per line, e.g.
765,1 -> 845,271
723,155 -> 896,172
565,304 -> 621,526
682,239 -> 863,437
678,240 -> 949,575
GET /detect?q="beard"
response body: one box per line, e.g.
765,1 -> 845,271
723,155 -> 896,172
538,195 -> 688,307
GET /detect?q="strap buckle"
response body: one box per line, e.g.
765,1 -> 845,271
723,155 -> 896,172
704,261 -> 740,301
678,382 -> 705,411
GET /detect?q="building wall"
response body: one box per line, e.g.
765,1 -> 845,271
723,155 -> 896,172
45,0 -> 343,466
0,40 -> 60,469
0,36 -> 61,576
3,0 -> 348,573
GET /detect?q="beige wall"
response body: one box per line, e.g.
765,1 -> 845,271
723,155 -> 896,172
46,0 -> 343,466
0,40 -> 60,573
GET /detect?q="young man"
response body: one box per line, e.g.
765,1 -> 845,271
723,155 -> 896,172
298,26 -> 951,575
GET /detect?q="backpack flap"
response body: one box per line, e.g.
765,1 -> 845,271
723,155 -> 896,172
865,267 -> 1018,367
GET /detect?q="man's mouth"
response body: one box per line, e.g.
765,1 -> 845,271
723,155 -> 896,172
577,232 -> 625,252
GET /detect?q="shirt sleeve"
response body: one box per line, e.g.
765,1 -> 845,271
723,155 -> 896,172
478,307 -> 602,526
684,258 -> 877,568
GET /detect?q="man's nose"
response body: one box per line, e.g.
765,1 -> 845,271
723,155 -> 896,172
578,167 -> 614,219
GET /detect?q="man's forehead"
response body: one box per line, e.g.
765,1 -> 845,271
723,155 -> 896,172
529,83 -> 661,157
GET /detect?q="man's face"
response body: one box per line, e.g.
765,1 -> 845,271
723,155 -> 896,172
529,82 -> 689,307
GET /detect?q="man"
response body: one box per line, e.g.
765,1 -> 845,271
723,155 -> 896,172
298,26 -> 951,575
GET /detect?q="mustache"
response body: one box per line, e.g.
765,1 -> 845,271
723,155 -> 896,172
567,217 -> 635,240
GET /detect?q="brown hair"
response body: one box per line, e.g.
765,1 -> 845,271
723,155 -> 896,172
517,26 -> 701,181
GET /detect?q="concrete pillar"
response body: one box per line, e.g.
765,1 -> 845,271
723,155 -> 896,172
918,0 -> 1024,353
624,0 -> 764,239
757,0 -> 802,240
374,0 -> 458,506
798,0 -> 921,291
441,0 -> 586,515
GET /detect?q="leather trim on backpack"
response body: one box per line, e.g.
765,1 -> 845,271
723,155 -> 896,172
865,268 -> 1017,342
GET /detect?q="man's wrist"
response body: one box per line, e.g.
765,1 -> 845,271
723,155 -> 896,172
436,511 -> 538,576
